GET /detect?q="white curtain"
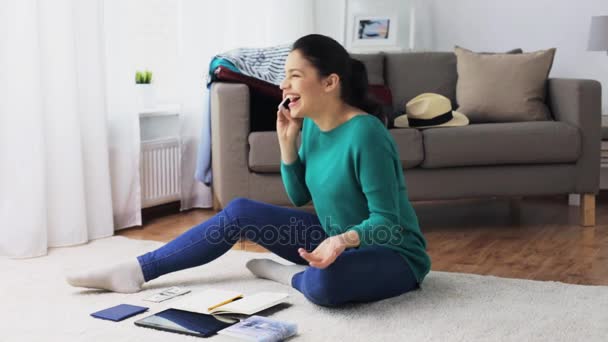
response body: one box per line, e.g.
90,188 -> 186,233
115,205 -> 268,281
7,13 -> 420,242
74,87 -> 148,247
0,0 -> 316,258
0,0 -> 114,258
178,0 -> 316,209
103,1 -> 143,229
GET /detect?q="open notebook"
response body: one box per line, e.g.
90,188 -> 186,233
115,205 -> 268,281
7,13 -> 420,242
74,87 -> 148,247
171,289 -> 289,316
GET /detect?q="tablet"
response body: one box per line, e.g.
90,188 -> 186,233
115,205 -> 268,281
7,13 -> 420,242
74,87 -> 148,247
134,308 -> 238,338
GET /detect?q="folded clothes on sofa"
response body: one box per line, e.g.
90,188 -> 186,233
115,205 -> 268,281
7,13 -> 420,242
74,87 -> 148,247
195,44 -> 291,186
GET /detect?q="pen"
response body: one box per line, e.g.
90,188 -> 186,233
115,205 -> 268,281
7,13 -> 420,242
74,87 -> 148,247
207,295 -> 243,311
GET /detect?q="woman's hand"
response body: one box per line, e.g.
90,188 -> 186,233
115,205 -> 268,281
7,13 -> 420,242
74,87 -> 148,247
276,100 -> 303,145
298,235 -> 347,269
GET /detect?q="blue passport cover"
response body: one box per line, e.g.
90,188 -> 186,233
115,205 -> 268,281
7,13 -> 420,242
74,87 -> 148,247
91,304 -> 149,322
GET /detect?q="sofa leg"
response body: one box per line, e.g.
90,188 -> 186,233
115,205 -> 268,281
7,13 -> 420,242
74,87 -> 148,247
212,191 -> 222,212
580,194 -> 595,227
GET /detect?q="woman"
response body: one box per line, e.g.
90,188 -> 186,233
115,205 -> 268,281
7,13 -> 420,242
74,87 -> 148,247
67,34 -> 431,307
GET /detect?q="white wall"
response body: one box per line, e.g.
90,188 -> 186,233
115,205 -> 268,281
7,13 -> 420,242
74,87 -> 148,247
132,0 -> 315,104
314,0 -> 346,42
128,0 -> 608,112
426,0 -> 608,113
315,0 -> 608,113
129,0 -> 180,105
315,0 -> 413,52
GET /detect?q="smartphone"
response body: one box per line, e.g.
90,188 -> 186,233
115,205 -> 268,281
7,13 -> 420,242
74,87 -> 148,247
281,97 -> 291,110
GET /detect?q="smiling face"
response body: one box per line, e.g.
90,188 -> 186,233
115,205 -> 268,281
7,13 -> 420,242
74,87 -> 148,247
280,49 -> 339,119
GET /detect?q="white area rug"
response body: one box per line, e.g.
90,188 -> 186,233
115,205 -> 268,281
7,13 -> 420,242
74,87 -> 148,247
2,236 -> 607,342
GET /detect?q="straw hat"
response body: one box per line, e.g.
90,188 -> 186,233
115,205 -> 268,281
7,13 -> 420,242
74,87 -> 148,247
394,93 -> 469,128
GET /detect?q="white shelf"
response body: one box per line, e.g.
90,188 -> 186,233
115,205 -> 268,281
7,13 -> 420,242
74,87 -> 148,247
139,104 -> 180,118
139,104 -> 180,141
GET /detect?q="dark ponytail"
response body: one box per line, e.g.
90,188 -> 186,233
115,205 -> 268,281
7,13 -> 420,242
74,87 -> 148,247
291,34 -> 386,125
347,58 -> 385,125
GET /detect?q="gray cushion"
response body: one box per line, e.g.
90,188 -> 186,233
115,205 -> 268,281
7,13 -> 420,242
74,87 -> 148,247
248,132 -> 300,173
350,52 -> 385,85
248,129 -> 423,173
420,121 -> 580,168
385,52 -> 458,111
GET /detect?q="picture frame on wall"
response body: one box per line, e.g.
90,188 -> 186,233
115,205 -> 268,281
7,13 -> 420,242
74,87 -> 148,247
351,14 -> 398,49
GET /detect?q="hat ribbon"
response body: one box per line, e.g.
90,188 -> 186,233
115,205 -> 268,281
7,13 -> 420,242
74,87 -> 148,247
408,110 -> 453,127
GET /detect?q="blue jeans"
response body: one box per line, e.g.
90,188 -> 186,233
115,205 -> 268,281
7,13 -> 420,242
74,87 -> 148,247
137,197 -> 419,307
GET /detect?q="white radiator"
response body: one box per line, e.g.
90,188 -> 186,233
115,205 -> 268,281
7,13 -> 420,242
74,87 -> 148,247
140,138 -> 181,208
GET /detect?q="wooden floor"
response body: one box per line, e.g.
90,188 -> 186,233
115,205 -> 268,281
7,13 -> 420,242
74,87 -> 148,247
118,194 -> 608,286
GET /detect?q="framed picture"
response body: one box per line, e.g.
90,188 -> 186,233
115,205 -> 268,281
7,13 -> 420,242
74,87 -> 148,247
351,15 -> 398,48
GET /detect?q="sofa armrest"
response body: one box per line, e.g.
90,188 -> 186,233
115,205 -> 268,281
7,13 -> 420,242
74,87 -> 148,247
547,78 -> 602,193
210,82 -> 251,207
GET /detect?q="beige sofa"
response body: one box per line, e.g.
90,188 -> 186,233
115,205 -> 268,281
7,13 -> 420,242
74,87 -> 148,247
210,51 -> 602,226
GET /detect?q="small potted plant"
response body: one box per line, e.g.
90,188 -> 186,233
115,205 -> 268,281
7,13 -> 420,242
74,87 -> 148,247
136,70 -> 156,109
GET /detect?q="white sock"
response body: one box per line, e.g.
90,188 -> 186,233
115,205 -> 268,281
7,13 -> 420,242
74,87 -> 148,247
66,259 -> 145,293
246,258 -> 307,286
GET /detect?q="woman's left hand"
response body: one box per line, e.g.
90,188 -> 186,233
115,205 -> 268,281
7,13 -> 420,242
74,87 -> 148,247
298,236 -> 347,269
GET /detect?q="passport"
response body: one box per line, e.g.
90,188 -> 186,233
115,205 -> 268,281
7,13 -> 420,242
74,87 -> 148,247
91,304 -> 149,322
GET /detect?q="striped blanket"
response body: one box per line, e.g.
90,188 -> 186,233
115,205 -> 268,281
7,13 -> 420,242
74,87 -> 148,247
209,44 -> 292,85
195,44 -> 292,187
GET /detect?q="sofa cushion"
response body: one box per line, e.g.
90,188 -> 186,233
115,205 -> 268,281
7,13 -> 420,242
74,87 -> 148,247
420,121 -> 581,168
385,49 -> 524,115
388,128 -> 424,169
350,52 -> 385,85
385,52 -> 458,111
248,132 -> 299,173
248,128 -> 423,173
454,46 -> 556,123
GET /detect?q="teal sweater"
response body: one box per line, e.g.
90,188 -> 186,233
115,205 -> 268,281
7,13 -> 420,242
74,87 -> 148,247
280,114 -> 431,284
